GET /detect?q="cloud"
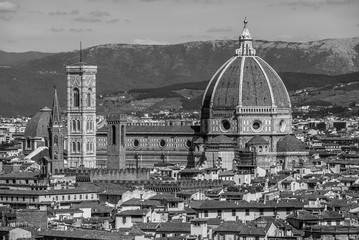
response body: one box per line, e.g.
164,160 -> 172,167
69,28 -> 93,32
73,16 -> 102,22
50,27 -> 65,32
0,15 -> 12,21
106,18 -> 120,23
133,39 -> 169,45
88,10 -> 110,17
206,26 -> 233,33
49,10 -> 79,16
0,1 -> 18,13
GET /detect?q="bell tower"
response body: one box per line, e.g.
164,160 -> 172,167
107,113 -> 127,169
50,87 -> 65,172
66,51 -> 97,168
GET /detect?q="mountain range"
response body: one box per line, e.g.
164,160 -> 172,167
0,37 -> 358,116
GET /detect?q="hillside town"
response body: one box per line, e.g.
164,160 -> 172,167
1,13 -> 359,240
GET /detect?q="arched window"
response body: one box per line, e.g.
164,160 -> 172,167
86,142 -> 90,152
121,125 -> 125,147
77,120 -> 81,132
54,135 -> 58,146
112,125 -> 116,145
86,120 -> 89,131
77,142 -> 81,152
87,89 -> 91,107
72,142 -> 76,153
73,88 -> 80,107
72,120 -> 76,132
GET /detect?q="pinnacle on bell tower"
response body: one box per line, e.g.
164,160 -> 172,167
235,17 -> 256,56
51,86 -> 61,125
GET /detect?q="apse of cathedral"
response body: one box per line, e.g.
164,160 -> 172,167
22,19 -> 308,174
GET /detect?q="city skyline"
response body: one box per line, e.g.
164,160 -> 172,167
0,0 -> 358,52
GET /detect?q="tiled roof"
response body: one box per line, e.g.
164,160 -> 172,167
38,229 -> 133,240
0,172 -> 40,179
121,198 -> 161,207
72,202 -> 113,213
116,209 -> 149,216
156,222 -> 190,233
150,193 -> 183,203
194,200 -> 239,210
246,136 -> 269,146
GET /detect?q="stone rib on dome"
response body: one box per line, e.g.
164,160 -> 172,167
24,107 -> 52,139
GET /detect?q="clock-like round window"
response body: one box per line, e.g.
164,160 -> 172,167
252,120 -> 263,132
159,139 -> 166,148
221,119 -> 231,132
133,139 -> 140,148
279,120 -> 286,133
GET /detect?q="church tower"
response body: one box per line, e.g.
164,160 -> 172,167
50,87 -> 65,172
107,113 -> 127,169
66,58 -> 97,168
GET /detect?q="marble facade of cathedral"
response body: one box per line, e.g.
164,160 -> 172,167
22,20 -> 308,173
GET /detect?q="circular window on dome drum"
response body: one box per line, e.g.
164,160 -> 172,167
185,140 -> 192,148
159,139 -> 166,148
252,120 -> 263,132
279,120 -> 286,133
133,139 -> 140,148
220,119 -> 231,132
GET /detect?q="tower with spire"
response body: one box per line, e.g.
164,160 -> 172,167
50,86 -> 65,172
66,45 -> 97,168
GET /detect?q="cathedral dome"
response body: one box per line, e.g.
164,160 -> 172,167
24,106 -> 52,139
202,20 -> 291,112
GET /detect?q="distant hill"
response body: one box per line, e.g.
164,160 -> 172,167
0,37 -> 359,116
123,71 -> 359,112
0,50 -> 54,66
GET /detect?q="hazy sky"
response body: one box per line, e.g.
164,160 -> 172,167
1,0 -> 358,52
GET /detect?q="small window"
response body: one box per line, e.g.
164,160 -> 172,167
232,209 -> 236,216
260,208 -> 264,216
245,209 -> 250,216
204,210 -> 208,217
122,217 -> 126,224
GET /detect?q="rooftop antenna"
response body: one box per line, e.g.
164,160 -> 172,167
80,41 -> 82,63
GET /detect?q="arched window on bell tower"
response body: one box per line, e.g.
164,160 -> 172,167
54,135 -> 58,147
72,142 -> 76,153
112,125 -> 116,145
74,88 -> 80,107
87,89 -> 92,107
121,125 -> 125,147
77,142 -> 81,152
